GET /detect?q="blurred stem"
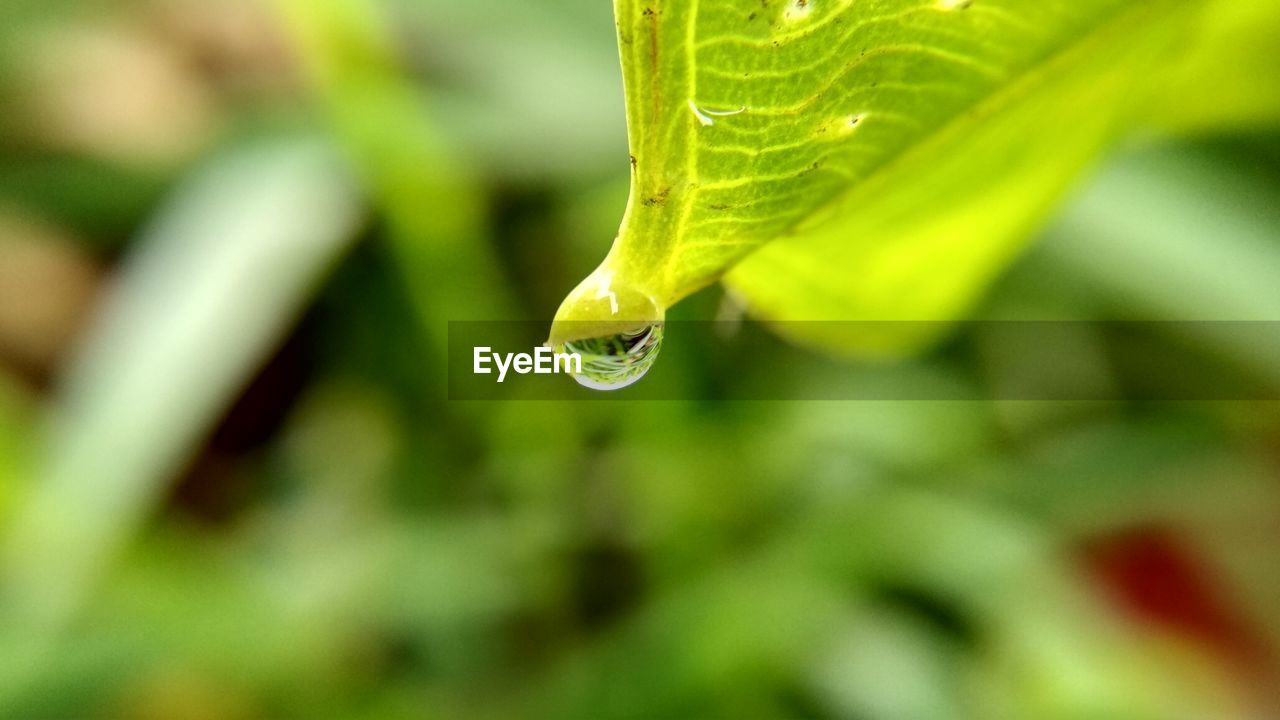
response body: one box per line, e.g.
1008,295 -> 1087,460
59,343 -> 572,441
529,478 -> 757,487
0,140 -> 362,706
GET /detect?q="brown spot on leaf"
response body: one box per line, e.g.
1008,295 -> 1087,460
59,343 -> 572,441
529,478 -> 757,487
642,186 -> 672,207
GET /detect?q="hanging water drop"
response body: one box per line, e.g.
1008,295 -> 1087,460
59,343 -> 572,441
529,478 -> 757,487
547,262 -> 666,391
556,323 -> 663,391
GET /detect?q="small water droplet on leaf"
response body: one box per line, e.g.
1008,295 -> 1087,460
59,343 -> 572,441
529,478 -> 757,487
556,323 -> 663,391
548,264 -> 666,391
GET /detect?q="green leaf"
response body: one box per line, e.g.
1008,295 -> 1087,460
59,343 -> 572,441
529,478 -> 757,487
0,140 -> 361,644
551,0 -> 1196,353
1140,0 -> 1280,133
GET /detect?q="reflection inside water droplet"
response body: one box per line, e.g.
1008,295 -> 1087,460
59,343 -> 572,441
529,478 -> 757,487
555,323 -> 663,391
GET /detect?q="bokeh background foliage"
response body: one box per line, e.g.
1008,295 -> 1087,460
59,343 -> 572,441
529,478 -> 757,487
0,0 -> 1277,718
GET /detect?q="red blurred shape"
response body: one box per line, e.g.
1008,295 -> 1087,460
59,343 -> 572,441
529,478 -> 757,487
1082,525 -> 1266,672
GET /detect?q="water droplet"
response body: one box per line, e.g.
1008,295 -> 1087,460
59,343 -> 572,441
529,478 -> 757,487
548,265 -> 666,391
688,100 -> 747,127
556,323 -> 663,391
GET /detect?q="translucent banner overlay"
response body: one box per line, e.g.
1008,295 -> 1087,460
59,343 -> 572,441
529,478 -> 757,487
448,321 -> 1280,401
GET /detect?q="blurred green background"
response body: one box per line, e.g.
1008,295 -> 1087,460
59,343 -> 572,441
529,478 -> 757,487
1,0 -> 1279,718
